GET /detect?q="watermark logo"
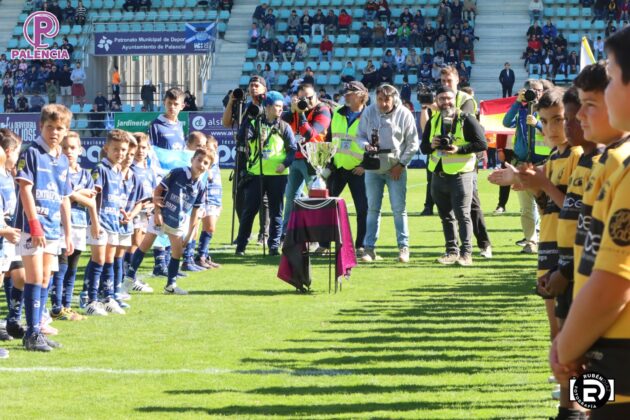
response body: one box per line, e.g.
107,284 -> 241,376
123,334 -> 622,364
10,12 -> 70,60
569,371 -> 615,409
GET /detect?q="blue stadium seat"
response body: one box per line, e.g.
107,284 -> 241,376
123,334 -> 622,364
582,7 -> 592,17
568,20 -> 579,30
269,62 -> 280,71
122,11 -> 134,21
544,8 -> 554,17
103,0 -> 114,7
331,60 -> 343,71
312,35 -> 323,45
394,74 -> 404,84
308,47 -> 319,58
95,23 -> 107,32
351,21 -> 362,31
408,74 -> 418,84
166,23 -> 179,31
333,47 -> 345,57
158,9 -> 169,20
71,25 -> 83,35
329,74 -> 340,85
175,0 -> 186,7
294,61 -> 305,71
372,47 -> 383,57
111,10 -> 123,20
319,0 -> 330,6
119,23 -> 130,31
279,9 -> 290,19
136,11 -> 146,20
347,47 -> 358,58
59,25 -> 71,36
569,7 -> 579,17
162,0 -> 174,6
142,22 -> 155,31
18,13 -> 28,23
70,104 -> 81,113
556,8 -> 567,17
218,22 -> 227,33
580,20 -> 592,30
349,34 -> 359,44
306,0 -> 317,6
122,104 -> 133,112
155,22 -> 167,31
294,0 -> 306,6
219,10 -> 230,20
280,62 -> 292,72
594,20 -> 606,30
246,48 -> 257,58
319,61 -> 330,71
555,20 -> 567,30
307,61 -> 318,70
567,33 -> 579,43
276,35 -> 286,43
336,34 -> 348,44
186,0 -> 197,6
316,74 -> 328,85
239,76 -> 250,86
12,27 -> 22,36
131,23 -> 142,31
277,22 -> 289,32
359,47 -> 370,57
171,10 -> 183,20
146,9 -> 158,20
6,39 -> 18,49
278,74 -> 289,86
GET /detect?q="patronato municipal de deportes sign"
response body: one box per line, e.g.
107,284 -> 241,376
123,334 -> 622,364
10,11 -> 70,60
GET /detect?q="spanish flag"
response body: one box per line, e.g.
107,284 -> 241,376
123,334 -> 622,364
479,97 -> 517,136
580,36 -> 596,71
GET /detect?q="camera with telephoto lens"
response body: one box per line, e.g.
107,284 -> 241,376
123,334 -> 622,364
436,115 -> 455,150
523,88 -> 538,103
233,88 -> 245,101
417,82 -> 435,105
297,98 -> 309,111
361,128 -> 381,170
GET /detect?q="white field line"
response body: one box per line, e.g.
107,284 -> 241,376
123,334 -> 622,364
0,366 -> 353,376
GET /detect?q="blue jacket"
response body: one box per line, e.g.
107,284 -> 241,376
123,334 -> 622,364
502,101 -> 545,163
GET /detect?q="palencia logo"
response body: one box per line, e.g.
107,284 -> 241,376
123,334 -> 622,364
569,371 -> 615,409
11,12 -> 70,60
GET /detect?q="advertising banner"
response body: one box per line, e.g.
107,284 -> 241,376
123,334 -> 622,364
188,112 -> 237,168
114,112 -> 189,133
94,22 -> 216,56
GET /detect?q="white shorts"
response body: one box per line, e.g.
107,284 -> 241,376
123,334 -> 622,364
133,212 -> 149,233
60,85 -> 71,96
204,205 -> 222,217
118,233 -> 132,247
18,233 -> 59,257
71,226 -> 87,252
147,214 -> 186,238
0,242 -> 16,272
86,226 -> 119,247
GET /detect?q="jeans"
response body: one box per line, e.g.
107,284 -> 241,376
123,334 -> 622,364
364,169 -> 409,249
282,159 -> 314,234
431,170 -> 474,255
236,175 -> 287,251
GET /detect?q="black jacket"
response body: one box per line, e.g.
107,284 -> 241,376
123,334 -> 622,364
499,69 -> 515,86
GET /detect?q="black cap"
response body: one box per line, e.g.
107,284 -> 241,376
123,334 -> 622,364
435,86 -> 455,96
248,76 -> 266,88
342,81 -> 368,94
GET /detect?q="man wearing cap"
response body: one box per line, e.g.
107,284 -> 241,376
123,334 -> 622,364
234,91 -> 297,256
357,83 -> 419,263
316,81 -> 370,257
420,86 -> 487,266
223,76 -> 269,243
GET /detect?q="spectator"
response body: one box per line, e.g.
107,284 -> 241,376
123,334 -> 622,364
419,63 -> 432,84
406,48 -> 421,73
365,0 -> 379,20
445,48 -> 460,67
0,54 -> 8,77
499,62 -> 516,97
409,23 -> 421,46
3,94 -> 15,112
527,34 -> 542,52
59,64 -> 72,105
111,65 -> 120,96
140,79 -> 156,111
382,48 -> 395,67
248,23 -> 260,47
450,0 -> 464,25
312,9 -> 325,37
361,59 -> 378,89
257,36 -> 272,62
447,34 -> 461,53
437,2 -> 450,24
541,48 -> 555,76
89,103 -> 105,136
287,9 -> 300,35
606,19 -> 617,37
319,35 -> 333,62
375,0 -> 391,21
318,87 -> 332,100
359,22 -> 372,47
463,0 -> 477,21
386,21 -> 398,46
567,50 -> 578,74
461,20 -> 476,39
435,34 -> 448,55
397,22 -> 411,47
29,92 -> 45,112
302,67 -> 315,85
61,37 -> 74,57
341,61 -> 356,82
26,66 -> 38,93
413,9 -> 425,28
621,0 -> 630,22
139,0 -> 151,11
527,20 -> 543,37
542,19 -> 557,39
457,61 -> 470,84
377,61 -> 394,84
608,0 -> 617,22
252,3 -> 267,26
399,7 -> 413,25
394,48 -> 407,73
460,35 -> 475,63
292,36 -> 306,61
64,3 -> 76,24
421,47 -> 433,65
253,63 -> 263,76
219,0 -> 232,12
263,8 -> 276,31
553,46 -> 567,77
325,9 -> 338,34
283,36 -> 296,62
554,31 -> 568,49
271,38 -> 283,62
48,0 -> 63,22
400,75 -> 411,102
300,9 -> 312,35
373,21 -> 386,46
592,0 -> 607,23
338,9 -> 352,32
16,93 -> 29,112
46,80 -> 58,104
109,93 -> 122,110
263,63 -> 276,88
528,0 -> 544,24
262,22 -> 275,40
183,90 -> 197,111
122,0 -> 140,12
593,35 -> 605,60
70,61 -> 86,103
528,49 -> 542,74
94,91 -> 108,111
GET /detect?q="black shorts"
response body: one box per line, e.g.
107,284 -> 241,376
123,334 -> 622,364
555,281 -> 574,319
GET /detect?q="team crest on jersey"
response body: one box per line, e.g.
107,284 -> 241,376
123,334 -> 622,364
17,159 -> 26,171
92,172 -> 99,181
608,208 -> 630,246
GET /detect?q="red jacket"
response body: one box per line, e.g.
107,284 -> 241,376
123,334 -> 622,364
338,13 -> 352,27
320,40 -> 333,52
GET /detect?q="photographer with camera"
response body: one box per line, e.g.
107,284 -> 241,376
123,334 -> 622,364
281,83 -> 332,235
421,86 -> 487,266
223,76 -> 270,244
234,91 -> 297,256
357,83 -> 419,263
501,79 -> 549,253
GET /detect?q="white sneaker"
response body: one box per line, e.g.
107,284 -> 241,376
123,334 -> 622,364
102,298 -> 126,315
85,301 -> 108,316
398,247 -> 410,263
115,291 -> 131,301
480,246 -> 493,258
124,276 -> 154,293
164,283 -> 188,295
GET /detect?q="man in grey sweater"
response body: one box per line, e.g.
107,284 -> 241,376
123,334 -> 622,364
357,83 -> 419,263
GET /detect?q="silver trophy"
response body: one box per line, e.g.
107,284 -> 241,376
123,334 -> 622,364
302,142 -> 337,198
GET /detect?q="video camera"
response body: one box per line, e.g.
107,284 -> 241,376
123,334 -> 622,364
417,82 -> 435,105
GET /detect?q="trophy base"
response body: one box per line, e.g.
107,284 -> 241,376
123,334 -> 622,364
308,188 -> 329,198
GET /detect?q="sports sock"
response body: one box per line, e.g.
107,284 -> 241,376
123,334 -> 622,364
23,283 -> 42,337
113,257 -> 124,295
167,257 -> 180,287
7,286 -> 23,324
128,249 -> 146,279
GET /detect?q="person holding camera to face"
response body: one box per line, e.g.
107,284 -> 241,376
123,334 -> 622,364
234,91 -> 297,256
502,79 -> 550,254
358,84 -> 419,263
420,86 -> 487,266
223,76 -> 271,244
280,83 -> 332,235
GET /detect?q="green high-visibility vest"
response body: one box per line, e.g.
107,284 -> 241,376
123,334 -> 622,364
330,106 -> 364,170
247,121 -> 288,176
456,90 -> 478,113
427,112 -> 476,175
534,131 -> 552,156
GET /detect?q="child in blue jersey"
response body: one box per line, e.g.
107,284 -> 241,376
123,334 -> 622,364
124,148 -> 211,295
51,132 -> 99,321
195,135 -> 222,269
181,131 -> 209,272
15,104 -> 73,352
148,87 -> 186,150
83,129 -> 129,317
112,135 -> 147,308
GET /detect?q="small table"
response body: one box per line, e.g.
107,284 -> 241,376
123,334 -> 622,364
277,197 -> 357,292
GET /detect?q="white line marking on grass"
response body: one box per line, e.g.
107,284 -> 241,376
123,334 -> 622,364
0,367 -> 353,376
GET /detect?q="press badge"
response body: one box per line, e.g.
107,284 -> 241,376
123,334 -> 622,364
262,150 -> 271,159
340,138 -> 352,150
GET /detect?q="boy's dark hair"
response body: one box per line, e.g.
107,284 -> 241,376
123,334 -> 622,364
106,129 -> 131,145
573,62 -> 609,92
163,87 -> 185,102
604,26 -> 630,83
40,103 -> 72,126
562,86 -> 581,107
0,128 -> 22,151
536,87 -> 565,111
187,131 -> 206,146
297,83 -> 314,92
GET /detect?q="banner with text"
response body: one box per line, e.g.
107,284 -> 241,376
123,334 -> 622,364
114,111 -> 189,133
189,112 -> 237,168
94,22 -> 216,56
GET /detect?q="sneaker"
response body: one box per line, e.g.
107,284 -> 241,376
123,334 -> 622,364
43,335 -> 62,349
493,206 -> 505,214
480,246 -> 493,259
515,238 -> 528,247
115,291 -> 131,301
64,308 -> 86,321
85,301 -> 108,316
5,322 -> 25,339
23,333 -> 52,352
124,277 -> 154,293
194,256 -> 214,269
152,264 -> 168,277
313,246 -> 331,256
420,207 -> 433,216
206,257 -> 221,268
79,291 -> 89,309
40,324 -> 58,336
456,254 -> 473,266
360,248 -> 382,262
235,249 -> 246,257
51,307 -> 85,321
521,241 -> 538,254
181,259 -> 204,272
398,247 -> 410,263
0,348 -> 8,358
0,327 -> 12,341
268,248 -> 280,256
116,299 -> 130,309
177,271 -> 187,278
102,297 -> 126,315
164,284 -> 188,295
436,253 -> 460,265
356,247 -> 366,258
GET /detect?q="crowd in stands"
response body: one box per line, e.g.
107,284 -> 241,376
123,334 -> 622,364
32,0 -> 88,25
248,0 -> 478,94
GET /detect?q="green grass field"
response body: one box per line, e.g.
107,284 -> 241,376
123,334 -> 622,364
0,169 -> 557,419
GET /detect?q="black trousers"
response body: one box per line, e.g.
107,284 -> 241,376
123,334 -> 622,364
497,149 -> 514,209
502,83 -> 514,98
324,167 -> 368,249
424,166 -> 434,210
471,172 -> 491,249
235,178 -> 269,238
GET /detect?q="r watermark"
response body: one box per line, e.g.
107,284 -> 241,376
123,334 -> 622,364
10,11 -> 70,60
569,371 -> 615,409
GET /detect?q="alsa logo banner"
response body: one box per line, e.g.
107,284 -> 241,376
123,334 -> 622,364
10,12 -> 70,60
